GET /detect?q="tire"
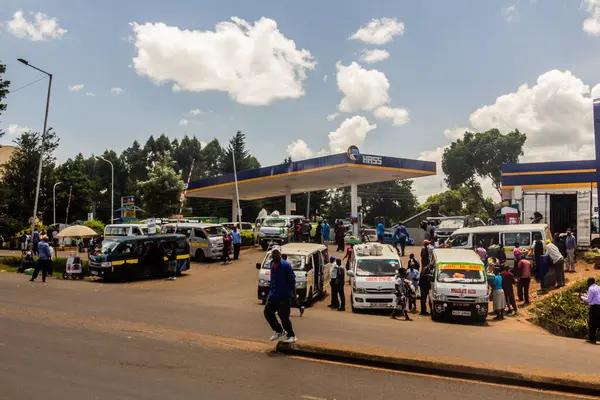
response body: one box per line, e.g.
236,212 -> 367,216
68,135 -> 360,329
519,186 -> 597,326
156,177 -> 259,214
261,298 -> 266,305
306,288 -> 314,305
592,238 -> 600,249
261,243 -> 268,251
62,272 -> 68,280
195,249 -> 206,262
78,274 -> 85,280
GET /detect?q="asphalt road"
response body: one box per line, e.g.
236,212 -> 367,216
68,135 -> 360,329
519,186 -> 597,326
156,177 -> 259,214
0,317 -> 581,400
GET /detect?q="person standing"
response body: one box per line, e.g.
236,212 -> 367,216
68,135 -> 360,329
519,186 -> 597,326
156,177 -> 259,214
406,263 -> 420,312
328,256 -> 339,308
418,262 -> 432,316
221,232 -> 232,264
335,221 -> 345,252
532,233 -> 544,275
581,277 -> 600,344
335,258 -> 346,311
390,268 -> 413,321
165,242 -> 178,280
407,253 -> 420,270
420,240 -> 431,269
492,268 -> 506,320
301,219 -> 311,242
322,220 -> 331,245
0,234 -> 4,249
377,221 -> 385,243
263,247 -> 297,343
314,221 -> 323,244
516,256 -> 532,305
19,233 -> 27,255
546,239 -> 565,288
565,230 -> 577,273
500,265 -> 518,315
230,226 -> 242,261
32,228 -> 40,256
513,242 -> 523,272
30,236 -> 52,283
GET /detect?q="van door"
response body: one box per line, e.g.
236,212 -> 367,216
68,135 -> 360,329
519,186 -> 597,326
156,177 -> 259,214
502,231 -> 531,260
191,228 -> 208,260
305,256 -> 314,300
312,251 -> 323,294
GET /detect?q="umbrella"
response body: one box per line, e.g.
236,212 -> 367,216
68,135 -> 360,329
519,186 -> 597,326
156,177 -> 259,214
55,225 -> 98,238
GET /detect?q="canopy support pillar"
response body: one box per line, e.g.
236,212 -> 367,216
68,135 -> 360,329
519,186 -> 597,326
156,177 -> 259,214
351,183 -> 358,236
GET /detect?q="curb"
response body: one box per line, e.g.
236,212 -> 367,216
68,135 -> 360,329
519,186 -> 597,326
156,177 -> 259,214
275,341 -> 600,396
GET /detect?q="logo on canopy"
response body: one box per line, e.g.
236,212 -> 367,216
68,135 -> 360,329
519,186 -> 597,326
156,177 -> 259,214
347,145 -> 360,161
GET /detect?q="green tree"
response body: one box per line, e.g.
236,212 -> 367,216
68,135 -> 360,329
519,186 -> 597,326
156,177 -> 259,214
137,155 -> 184,217
0,129 -> 60,225
84,219 -> 105,235
221,131 -> 260,174
0,61 -> 10,139
54,154 -> 95,223
325,188 -> 350,222
172,135 -> 204,180
201,139 -> 224,177
442,128 -> 526,216
420,186 -> 494,220
122,140 -> 148,183
359,181 -> 418,225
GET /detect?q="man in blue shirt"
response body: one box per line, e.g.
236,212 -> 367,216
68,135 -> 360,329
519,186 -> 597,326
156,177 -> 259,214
565,229 -> 577,273
264,246 -> 297,343
32,229 -> 40,256
30,236 -> 52,283
230,226 -> 242,261
377,221 -> 385,243
394,224 -> 410,256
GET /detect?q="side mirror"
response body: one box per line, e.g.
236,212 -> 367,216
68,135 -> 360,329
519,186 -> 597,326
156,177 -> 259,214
346,270 -> 355,277
256,262 -> 261,270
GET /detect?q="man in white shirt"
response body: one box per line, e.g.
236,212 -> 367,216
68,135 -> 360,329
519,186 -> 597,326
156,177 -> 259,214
327,257 -> 338,308
545,240 -> 565,289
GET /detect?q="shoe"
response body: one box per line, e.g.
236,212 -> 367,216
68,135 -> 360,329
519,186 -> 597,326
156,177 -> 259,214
405,317 -> 413,321
172,277 -> 177,280
420,312 -> 430,316
337,307 -> 346,312
283,336 -> 297,344
269,331 -> 287,341
29,279 -> 34,282
300,306 -> 305,317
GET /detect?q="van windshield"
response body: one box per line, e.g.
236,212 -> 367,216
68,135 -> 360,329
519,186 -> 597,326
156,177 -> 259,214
204,226 -> 223,237
261,254 -> 305,270
263,218 -> 287,227
438,219 -> 463,229
101,239 -> 119,254
437,263 -> 485,284
356,259 -> 400,276
162,226 -> 192,237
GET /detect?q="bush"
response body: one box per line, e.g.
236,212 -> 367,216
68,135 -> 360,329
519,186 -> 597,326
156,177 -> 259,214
0,255 -> 89,275
531,277 -> 600,338
84,220 -> 105,235
241,231 -> 255,246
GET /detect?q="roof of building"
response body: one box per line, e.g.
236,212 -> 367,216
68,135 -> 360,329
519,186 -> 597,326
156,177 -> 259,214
502,160 -> 596,189
187,151 -> 436,200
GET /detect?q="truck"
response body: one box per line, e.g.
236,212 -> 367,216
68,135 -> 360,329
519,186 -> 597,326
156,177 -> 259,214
258,211 -> 305,251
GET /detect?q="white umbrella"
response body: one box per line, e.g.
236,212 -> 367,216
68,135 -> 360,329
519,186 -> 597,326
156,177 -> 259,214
55,225 -> 98,238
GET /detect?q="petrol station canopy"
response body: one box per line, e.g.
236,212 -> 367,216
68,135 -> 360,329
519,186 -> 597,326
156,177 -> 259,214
187,150 -> 436,200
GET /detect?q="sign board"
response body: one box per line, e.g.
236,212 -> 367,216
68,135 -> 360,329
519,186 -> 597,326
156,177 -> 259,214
122,195 -> 135,206
146,218 -> 156,235
577,191 -> 591,246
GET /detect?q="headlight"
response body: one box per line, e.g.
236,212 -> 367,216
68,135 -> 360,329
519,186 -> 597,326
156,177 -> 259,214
260,232 -> 265,237
431,292 -> 446,301
101,262 -> 111,267
353,287 -> 368,294
280,233 -> 287,238
259,279 -> 268,286
296,281 -> 306,289
477,295 -> 489,303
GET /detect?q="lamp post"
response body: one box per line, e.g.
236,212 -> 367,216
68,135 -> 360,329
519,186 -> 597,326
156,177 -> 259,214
53,181 -> 62,225
96,156 -> 114,223
17,58 -> 53,234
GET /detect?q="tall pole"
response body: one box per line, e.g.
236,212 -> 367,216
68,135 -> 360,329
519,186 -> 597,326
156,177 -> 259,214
65,186 -> 72,224
53,181 -> 62,225
232,148 -> 242,224
306,192 -> 311,220
96,156 -> 114,224
176,159 -> 195,231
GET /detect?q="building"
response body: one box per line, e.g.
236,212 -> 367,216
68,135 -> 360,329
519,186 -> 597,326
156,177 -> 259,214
0,145 -> 16,177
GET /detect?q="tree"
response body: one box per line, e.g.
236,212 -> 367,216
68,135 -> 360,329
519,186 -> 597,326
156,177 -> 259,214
136,155 -> 184,217
420,186 -> 494,220
0,129 -> 60,225
0,61 -> 11,139
122,140 -> 147,183
54,154 -> 95,223
221,131 -> 260,174
359,181 -> 418,225
442,128 -> 526,216
201,139 -> 224,177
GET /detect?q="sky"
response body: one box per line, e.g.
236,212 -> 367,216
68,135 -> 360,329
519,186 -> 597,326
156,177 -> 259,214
2,0 -> 600,202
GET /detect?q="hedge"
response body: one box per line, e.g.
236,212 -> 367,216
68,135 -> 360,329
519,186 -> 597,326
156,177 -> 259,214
0,256 -> 89,275
240,231 -> 255,246
531,277 -> 600,338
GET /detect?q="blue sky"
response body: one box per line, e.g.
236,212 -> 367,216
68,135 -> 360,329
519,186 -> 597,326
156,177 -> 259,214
2,0 -> 600,199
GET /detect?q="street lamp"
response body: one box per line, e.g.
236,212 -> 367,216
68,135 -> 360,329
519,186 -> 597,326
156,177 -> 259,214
18,58 -> 53,234
96,156 -> 114,224
53,181 -> 62,225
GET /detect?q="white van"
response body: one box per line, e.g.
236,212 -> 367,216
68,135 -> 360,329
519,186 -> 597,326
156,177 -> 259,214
104,224 -> 146,238
448,224 -> 551,261
429,248 -> 489,322
256,243 -> 329,305
161,222 -> 227,261
258,213 -> 304,250
346,243 -> 401,312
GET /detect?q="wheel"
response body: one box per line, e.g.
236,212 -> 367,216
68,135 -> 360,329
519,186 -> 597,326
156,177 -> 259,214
261,298 -> 266,305
307,288 -> 314,305
79,273 -> 85,280
195,249 -> 206,262
62,272 -> 68,280
261,243 -> 268,251
592,238 -> 600,249
71,274 -> 78,280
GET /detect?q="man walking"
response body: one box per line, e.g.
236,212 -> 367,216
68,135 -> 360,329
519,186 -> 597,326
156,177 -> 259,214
516,255 -> 532,305
418,262 -> 432,315
335,258 -> 346,311
581,277 -> 600,344
328,256 -> 339,308
565,230 -> 576,273
394,224 -> 409,256
30,236 -> 52,283
406,262 -> 420,312
263,246 -> 297,343
230,226 -> 242,261
420,240 -> 431,269
322,220 -> 331,245
546,239 -> 565,288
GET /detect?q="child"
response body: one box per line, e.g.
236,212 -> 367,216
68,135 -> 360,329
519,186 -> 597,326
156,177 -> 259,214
165,243 -> 178,280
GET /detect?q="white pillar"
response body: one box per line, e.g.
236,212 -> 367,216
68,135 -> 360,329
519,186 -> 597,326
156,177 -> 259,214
232,199 -> 238,223
351,183 -> 358,236
285,189 -> 292,215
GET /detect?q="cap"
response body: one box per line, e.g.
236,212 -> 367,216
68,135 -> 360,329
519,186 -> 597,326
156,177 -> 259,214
329,256 -> 336,262
271,245 -> 282,253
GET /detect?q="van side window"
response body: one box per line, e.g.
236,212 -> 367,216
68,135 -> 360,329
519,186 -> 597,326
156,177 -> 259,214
473,233 -> 499,249
503,233 -> 531,246
194,229 -> 207,239
305,257 -> 313,272
451,234 -> 469,247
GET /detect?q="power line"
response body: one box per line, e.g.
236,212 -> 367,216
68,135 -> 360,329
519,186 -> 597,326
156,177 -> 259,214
9,75 -> 48,94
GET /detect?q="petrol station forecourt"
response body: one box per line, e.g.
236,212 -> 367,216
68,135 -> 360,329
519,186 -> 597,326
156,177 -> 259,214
186,145 -> 436,231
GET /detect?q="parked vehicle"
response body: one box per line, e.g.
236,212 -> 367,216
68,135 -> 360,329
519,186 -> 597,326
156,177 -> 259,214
88,234 -> 190,280
256,243 -> 329,305
161,222 -> 227,261
222,222 -> 253,232
104,224 -> 146,238
429,248 -> 489,322
258,212 -> 304,251
430,216 -> 485,243
346,243 -> 401,312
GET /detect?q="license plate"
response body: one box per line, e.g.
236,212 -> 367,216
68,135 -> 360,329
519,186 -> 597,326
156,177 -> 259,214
90,270 -> 99,276
369,303 -> 390,307
452,310 -> 471,316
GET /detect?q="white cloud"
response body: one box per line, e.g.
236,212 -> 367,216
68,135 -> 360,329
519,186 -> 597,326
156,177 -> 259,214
373,106 -> 409,126
85,92 -> 95,97
68,84 -> 84,92
327,112 -> 340,121
583,0 -> 600,35
443,126 -> 471,141
287,139 -> 313,160
502,4 -> 520,23
200,141 -> 208,148
359,49 -> 390,64
593,83 -> 600,98
188,109 -> 203,116
349,17 -> 405,45
328,115 -> 376,153
179,119 -> 189,126
6,10 -> 67,41
336,62 -> 389,112
6,124 -> 30,136
110,87 -> 125,94
130,17 -> 316,106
